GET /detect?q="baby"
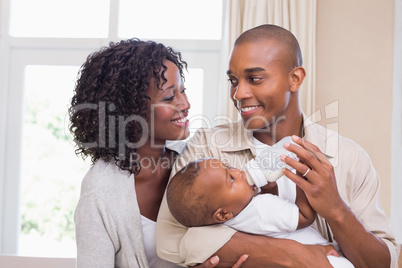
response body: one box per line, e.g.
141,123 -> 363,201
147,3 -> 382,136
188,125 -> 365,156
166,157 -> 354,268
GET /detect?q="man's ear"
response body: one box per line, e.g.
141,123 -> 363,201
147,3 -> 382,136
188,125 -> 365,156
213,208 -> 234,223
289,66 -> 306,93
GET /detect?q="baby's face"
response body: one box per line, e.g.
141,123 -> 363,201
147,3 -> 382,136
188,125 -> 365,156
195,159 -> 255,216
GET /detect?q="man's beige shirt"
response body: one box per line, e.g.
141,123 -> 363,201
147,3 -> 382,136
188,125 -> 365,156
156,116 -> 400,267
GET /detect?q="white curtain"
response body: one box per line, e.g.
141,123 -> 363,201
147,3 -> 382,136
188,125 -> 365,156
219,0 -> 317,121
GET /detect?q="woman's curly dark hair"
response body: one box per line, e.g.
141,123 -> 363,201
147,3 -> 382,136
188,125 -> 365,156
69,38 -> 187,174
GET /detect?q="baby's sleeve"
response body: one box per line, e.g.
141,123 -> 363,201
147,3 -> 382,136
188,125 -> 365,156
225,194 -> 299,236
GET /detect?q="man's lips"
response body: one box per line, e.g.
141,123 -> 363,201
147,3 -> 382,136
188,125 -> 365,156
238,105 -> 261,115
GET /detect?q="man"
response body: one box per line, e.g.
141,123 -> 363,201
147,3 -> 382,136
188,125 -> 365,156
156,24 -> 399,267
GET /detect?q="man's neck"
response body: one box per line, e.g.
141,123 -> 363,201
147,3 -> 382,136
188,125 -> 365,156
253,112 -> 303,146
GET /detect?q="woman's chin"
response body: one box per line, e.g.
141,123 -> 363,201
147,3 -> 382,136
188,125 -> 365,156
167,128 -> 190,141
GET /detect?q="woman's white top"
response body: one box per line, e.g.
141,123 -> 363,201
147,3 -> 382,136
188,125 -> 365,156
141,216 -> 179,268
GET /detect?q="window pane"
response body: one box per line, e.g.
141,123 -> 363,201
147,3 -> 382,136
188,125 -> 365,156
20,65 -> 90,257
9,0 -> 110,38
118,0 -> 222,40
18,65 -> 203,256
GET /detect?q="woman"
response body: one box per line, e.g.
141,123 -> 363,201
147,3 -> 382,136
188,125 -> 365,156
69,39 -> 191,267
70,38 -> 246,268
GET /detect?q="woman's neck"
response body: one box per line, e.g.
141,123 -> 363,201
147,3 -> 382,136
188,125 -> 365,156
136,142 -> 166,160
134,140 -> 175,221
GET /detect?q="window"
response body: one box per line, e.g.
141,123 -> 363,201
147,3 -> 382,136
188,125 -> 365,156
0,0 -> 225,256
9,0 -> 110,38
118,0 -> 222,40
20,65 -> 89,257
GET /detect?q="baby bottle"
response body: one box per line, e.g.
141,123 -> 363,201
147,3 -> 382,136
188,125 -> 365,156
244,136 -> 299,189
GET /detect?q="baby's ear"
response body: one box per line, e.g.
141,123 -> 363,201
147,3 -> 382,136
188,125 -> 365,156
213,208 -> 234,223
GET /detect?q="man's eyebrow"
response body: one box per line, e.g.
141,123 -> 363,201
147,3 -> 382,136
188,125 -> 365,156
244,67 -> 265,73
226,67 -> 265,76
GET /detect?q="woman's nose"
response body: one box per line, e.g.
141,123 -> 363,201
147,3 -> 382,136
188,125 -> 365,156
176,92 -> 190,112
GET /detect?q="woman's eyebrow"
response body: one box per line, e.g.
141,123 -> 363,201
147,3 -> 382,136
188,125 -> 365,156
162,84 -> 175,92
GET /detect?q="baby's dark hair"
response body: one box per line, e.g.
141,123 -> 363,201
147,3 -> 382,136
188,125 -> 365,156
69,38 -> 187,174
167,160 -> 215,227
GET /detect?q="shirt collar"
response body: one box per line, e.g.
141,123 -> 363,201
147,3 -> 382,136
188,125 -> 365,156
165,140 -> 187,154
303,113 -> 336,158
219,121 -> 257,156
220,114 -> 336,159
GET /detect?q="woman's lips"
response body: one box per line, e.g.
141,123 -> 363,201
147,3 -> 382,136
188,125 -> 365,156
171,117 -> 189,128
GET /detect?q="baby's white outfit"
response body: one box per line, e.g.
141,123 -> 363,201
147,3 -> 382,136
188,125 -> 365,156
224,194 -> 354,268
224,137 -> 355,268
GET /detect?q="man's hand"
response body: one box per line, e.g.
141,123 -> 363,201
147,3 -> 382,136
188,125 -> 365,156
259,182 -> 278,195
210,232 -> 334,268
281,135 -> 347,219
281,135 -> 391,268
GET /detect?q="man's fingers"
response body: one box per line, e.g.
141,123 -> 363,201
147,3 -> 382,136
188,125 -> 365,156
280,154 -> 311,178
282,167 -> 310,191
283,141 -> 322,175
291,135 -> 332,166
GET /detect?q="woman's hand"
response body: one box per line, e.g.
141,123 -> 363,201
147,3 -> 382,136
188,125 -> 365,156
194,254 -> 249,268
280,135 -> 348,220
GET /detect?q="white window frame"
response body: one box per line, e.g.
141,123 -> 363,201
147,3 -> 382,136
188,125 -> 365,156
0,0 -> 226,254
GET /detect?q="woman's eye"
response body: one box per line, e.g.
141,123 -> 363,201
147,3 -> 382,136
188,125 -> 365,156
163,95 -> 174,101
230,175 -> 234,183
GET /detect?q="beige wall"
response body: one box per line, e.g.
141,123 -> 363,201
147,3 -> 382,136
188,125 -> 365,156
316,0 -> 394,215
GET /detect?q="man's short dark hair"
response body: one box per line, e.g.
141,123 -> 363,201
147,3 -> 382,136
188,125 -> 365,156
235,24 -> 303,69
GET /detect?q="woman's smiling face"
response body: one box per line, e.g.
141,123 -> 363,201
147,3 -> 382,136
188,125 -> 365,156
146,60 -> 191,144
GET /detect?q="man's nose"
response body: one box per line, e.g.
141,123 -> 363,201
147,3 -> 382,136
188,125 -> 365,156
232,82 -> 253,102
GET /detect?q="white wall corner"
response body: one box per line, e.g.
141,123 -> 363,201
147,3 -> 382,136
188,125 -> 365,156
391,0 -> 402,244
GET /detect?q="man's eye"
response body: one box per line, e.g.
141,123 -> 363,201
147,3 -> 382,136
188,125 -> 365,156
230,175 -> 234,182
250,77 -> 261,82
227,78 -> 238,86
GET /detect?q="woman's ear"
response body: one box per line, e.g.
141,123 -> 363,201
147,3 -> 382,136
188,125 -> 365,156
213,208 -> 234,223
289,66 -> 306,93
